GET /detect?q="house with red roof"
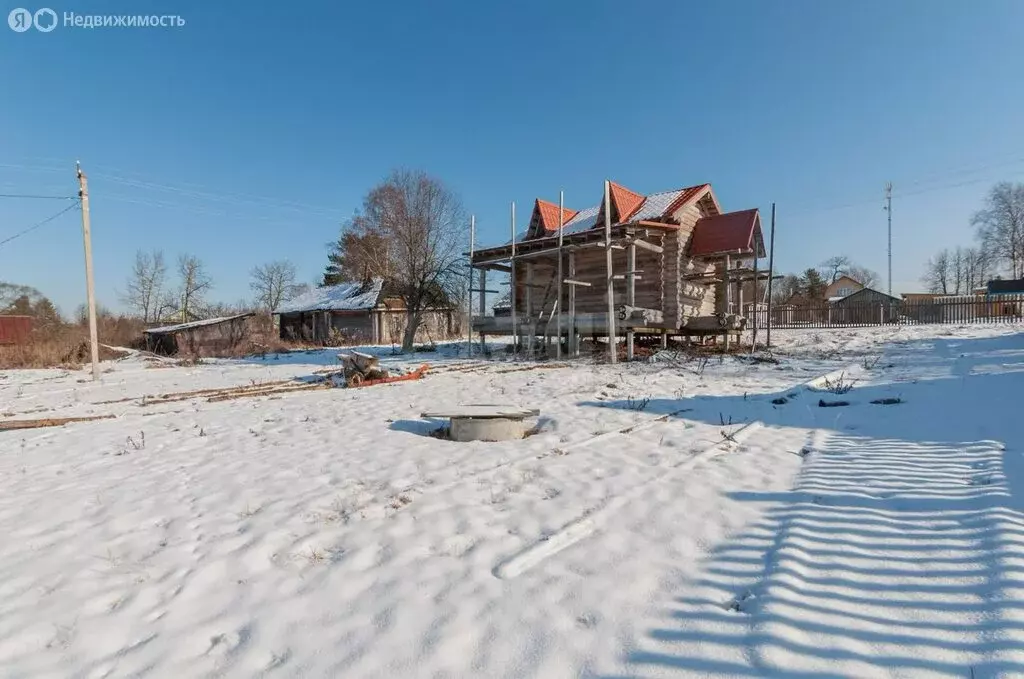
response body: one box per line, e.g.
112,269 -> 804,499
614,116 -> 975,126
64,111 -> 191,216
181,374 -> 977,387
470,180 -> 767,353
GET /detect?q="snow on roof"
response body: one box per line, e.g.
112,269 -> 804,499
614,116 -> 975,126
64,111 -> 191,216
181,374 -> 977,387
144,313 -> 254,335
626,189 -> 685,223
275,279 -> 384,314
561,204 -> 601,234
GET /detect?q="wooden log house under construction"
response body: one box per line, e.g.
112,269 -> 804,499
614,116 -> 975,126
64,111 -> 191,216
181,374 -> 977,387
469,180 -> 770,360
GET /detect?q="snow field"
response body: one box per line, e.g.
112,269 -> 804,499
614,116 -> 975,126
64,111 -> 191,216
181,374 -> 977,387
0,323 -> 1021,677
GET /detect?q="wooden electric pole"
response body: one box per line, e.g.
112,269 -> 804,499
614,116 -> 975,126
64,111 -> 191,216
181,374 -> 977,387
76,162 -> 100,381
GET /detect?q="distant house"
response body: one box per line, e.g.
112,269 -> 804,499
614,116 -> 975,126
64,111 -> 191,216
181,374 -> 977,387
492,293 -> 511,317
986,279 -> 1024,317
829,287 -> 901,323
987,279 -> 1024,296
275,278 -> 454,345
0,315 -> 32,345
143,313 -> 255,356
824,275 -> 864,302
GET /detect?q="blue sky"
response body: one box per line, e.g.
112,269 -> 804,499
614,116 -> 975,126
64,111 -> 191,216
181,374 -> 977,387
2,0 -> 1023,315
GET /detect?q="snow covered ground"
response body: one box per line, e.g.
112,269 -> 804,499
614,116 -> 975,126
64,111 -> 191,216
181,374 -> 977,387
0,324 -> 1022,678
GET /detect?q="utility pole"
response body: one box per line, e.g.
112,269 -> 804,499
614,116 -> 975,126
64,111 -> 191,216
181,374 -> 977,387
885,182 -> 892,297
77,161 -> 100,381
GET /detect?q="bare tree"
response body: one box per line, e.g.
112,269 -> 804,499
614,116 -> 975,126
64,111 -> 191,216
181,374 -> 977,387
820,256 -> 852,285
324,169 -> 466,351
819,255 -> 878,287
121,250 -> 166,322
922,249 -> 953,294
250,260 -> 302,312
972,182 -> 1024,279
175,254 -> 212,321
771,274 -> 801,304
962,246 -> 990,293
846,265 -> 878,288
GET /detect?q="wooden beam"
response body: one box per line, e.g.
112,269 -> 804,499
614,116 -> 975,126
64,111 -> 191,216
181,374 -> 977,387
604,180 -> 617,364
467,214 -> 474,356
510,202 -> 517,356
613,274 -> 642,281
627,241 -> 636,361
563,279 -> 592,287
481,263 -> 512,273
724,253 -> 731,351
525,261 -> 533,358
556,189 -> 564,360
630,239 -> 663,254
568,251 -> 578,356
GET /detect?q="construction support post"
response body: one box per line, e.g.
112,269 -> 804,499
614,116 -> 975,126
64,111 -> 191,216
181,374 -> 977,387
479,268 -> 487,352
751,250 -> 759,351
556,190 -> 564,359
626,241 -> 636,361
525,262 -> 534,358
467,215 -> 475,357
603,180 -> 617,364
724,253 -> 731,351
568,251 -> 578,357
766,203 -> 776,349
510,201 -> 517,357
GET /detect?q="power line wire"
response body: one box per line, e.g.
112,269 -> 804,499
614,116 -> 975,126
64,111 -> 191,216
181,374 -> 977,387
0,202 -> 80,248
0,193 -> 78,200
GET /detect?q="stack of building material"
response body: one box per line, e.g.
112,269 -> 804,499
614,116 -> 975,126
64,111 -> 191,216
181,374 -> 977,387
336,351 -> 389,387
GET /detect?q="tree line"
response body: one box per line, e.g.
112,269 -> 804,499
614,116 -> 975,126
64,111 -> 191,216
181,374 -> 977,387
121,252 -> 309,323
921,182 -> 1024,294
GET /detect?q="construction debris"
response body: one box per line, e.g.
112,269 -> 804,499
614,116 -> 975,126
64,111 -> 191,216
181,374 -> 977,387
0,414 -> 116,432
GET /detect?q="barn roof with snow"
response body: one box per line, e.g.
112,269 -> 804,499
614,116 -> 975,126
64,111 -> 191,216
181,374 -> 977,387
275,279 -> 385,314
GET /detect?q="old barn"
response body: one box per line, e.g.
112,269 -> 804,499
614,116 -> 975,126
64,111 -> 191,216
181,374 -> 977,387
143,313 -> 256,356
470,181 -> 768,357
275,278 -> 455,345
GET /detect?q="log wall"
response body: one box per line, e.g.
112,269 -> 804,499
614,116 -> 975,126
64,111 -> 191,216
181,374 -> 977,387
508,227 -> 716,330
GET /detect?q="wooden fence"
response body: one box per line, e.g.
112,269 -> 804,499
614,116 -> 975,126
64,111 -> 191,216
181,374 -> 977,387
749,294 -> 1024,329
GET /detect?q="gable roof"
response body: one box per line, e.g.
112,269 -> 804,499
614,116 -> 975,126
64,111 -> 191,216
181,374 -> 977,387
534,199 -> 578,234
689,209 -> 765,258
831,287 -> 901,304
275,279 -> 384,314
609,182 -> 645,223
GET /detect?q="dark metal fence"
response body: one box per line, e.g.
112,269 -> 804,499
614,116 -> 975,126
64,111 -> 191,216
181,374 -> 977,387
747,294 -> 1024,330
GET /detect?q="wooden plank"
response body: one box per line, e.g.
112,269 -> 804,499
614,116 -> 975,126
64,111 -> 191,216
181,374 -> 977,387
421,405 -> 540,419
563,279 -> 592,287
482,263 -> 512,273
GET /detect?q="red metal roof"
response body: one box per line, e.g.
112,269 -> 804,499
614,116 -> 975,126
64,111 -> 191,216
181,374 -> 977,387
689,209 -> 763,257
0,315 -> 33,345
662,184 -> 713,218
535,199 -> 578,232
609,182 -> 645,223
